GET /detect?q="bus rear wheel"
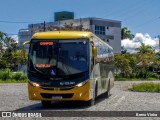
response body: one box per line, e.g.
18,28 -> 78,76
41,100 -> 52,107
106,81 -> 110,98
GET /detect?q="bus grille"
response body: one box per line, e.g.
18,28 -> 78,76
40,93 -> 74,99
40,86 -> 74,90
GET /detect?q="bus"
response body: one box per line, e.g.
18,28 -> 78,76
22,31 -> 114,106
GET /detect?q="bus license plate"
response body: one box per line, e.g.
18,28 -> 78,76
52,96 -> 62,99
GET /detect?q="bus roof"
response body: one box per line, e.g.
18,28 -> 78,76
32,31 -> 92,39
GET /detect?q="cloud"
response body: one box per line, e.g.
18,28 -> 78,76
121,33 -> 159,53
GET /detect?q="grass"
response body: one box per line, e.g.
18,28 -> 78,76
129,82 -> 160,92
0,79 -> 27,83
115,77 -> 158,81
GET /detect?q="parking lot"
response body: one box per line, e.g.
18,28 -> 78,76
0,81 -> 160,119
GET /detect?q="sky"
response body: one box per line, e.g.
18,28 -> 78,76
122,33 -> 159,53
0,0 -> 160,51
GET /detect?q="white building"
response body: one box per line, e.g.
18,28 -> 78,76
19,17 -> 121,53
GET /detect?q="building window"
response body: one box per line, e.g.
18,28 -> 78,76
95,26 -> 105,35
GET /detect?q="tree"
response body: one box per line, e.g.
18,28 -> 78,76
0,31 -> 19,69
121,27 -> 134,40
135,43 -> 155,78
0,31 -> 6,39
0,31 -> 6,54
114,54 -> 131,77
121,46 -> 128,54
135,43 -> 154,54
126,54 -> 137,74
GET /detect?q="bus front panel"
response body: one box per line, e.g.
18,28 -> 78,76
27,38 -> 92,101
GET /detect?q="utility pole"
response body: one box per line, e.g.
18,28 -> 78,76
43,21 -> 46,32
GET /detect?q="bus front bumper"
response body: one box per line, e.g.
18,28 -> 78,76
28,80 -> 91,101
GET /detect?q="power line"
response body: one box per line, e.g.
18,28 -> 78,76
113,0 -> 153,20
122,0 -> 157,22
132,17 -> 160,29
103,0 -> 150,19
0,20 -> 32,24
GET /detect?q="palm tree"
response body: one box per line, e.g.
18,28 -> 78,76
135,43 -> 153,54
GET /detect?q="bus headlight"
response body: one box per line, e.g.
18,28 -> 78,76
29,81 -> 40,87
76,80 -> 88,87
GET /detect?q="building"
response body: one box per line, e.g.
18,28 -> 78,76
19,12 -> 121,53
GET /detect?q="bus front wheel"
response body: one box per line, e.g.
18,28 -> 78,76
41,100 -> 52,107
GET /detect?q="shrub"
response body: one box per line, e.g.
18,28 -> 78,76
0,68 -> 11,80
20,73 -> 27,80
146,72 -> 158,78
129,73 -> 136,78
11,72 -> 27,80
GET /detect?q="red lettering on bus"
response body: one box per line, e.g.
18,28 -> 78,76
40,42 -> 53,46
36,64 -> 50,68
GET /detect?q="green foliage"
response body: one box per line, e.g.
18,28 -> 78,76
135,68 -> 158,79
135,43 -> 154,54
0,68 -> 11,80
116,42 -> 158,80
115,77 -> 157,81
121,46 -> 128,54
130,83 -> 160,92
121,27 -> 134,40
114,54 -> 136,77
0,69 -> 27,81
0,31 -> 24,69
11,72 -> 27,80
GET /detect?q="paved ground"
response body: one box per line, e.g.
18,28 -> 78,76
0,81 -> 160,120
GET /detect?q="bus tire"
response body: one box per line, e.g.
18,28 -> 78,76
41,100 -> 52,107
106,81 -> 110,98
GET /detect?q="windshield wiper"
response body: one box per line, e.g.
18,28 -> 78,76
48,55 -> 52,63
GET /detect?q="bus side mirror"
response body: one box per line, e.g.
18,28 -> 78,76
22,40 -> 30,59
22,48 -> 26,59
93,47 -> 97,57
90,41 -> 97,57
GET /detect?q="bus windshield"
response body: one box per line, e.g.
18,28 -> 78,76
28,39 -> 89,77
